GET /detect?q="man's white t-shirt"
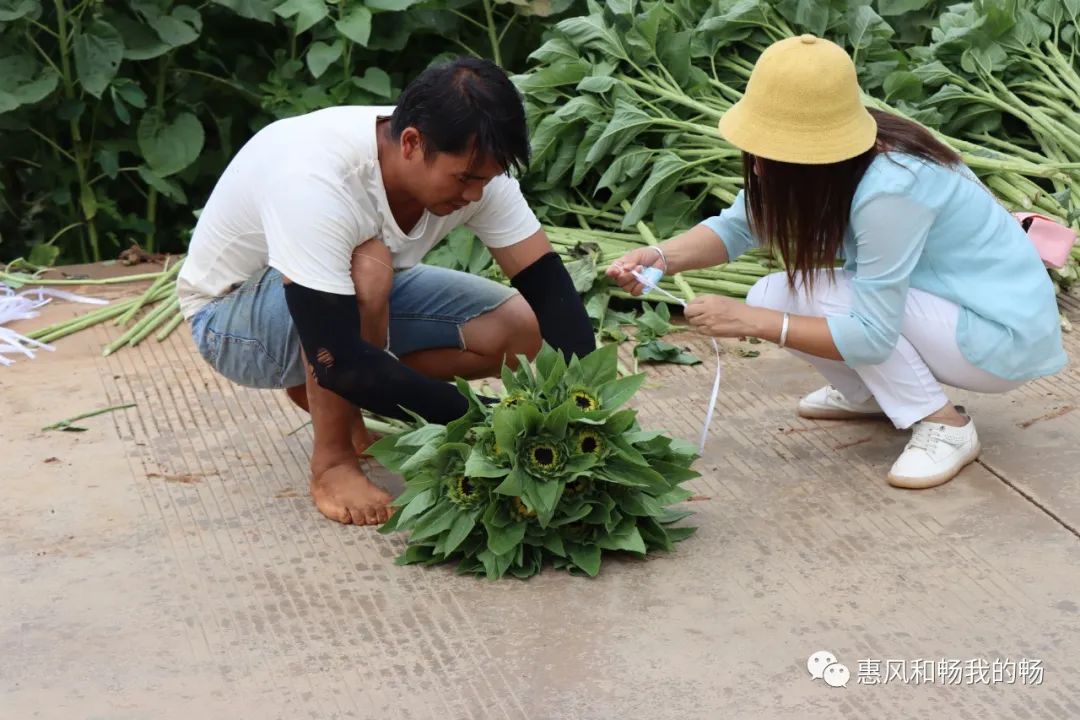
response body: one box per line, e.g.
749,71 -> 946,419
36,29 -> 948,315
177,105 -> 541,319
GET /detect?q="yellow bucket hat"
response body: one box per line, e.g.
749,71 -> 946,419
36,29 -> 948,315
718,34 -> 878,165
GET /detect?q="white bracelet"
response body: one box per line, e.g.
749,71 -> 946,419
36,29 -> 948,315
649,245 -> 669,272
778,312 -> 790,348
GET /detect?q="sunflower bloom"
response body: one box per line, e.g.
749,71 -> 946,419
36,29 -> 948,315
500,391 -> 529,408
522,437 -> 566,478
569,386 -> 600,412
446,475 -> 483,508
574,428 -> 604,457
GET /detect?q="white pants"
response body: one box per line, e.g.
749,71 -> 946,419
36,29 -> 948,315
746,270 -> 1024,429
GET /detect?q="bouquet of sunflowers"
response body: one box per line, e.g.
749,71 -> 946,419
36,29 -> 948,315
369,343 -> 699,579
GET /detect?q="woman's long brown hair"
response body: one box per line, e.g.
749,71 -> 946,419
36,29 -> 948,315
743,109 -> 962,292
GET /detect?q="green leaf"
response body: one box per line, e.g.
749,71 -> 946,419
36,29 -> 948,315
73,20 -> 124,98
519,403 -> 543,436
666,526 -> 697,542
657,508 -> 696,530
114,79 -> 147,108
533,342 -> 562,383
635,340 -> 701,365
397,544 -> 435,565
336,6 -> 372,45
274,0 -> 328,34
568,543 -> 601,577
0,0 -> 38,21
396,487 -> 437,526
883,70 -> 923,102
534,479 -> 563,517
599,525 -> 646,554
96,146 -> 119,179
397,423 -> 445,448
151,11 -> 201,47
111,16 -> 170,60
366,0 -> 423,10
307,40 -> 343,78
494,465 -> 528,496
444,511 -> 477,555
410,502 -> 459,540
465,447 -> 510,479
486,520 -> 526,556
391,473 -> 439,507
399,440 -> 441,474
0,56 -> 58,114
572,122 -> 605,186
648,460 -> 700,485
80,185 -> 97,221
600,459 -> 667,492
598,373 -> 646,411
608,434 -> 650,467
603,409 -> 637,436
623,152 -> 686,227
542,531 -> 566,557
528,37 -> 580,64
493,406 -> 524,458
211,0 -> 278,22
137,110 -> 204,177
514,59 -> 590,92
352,66 -> 392,98
541,401 -> 571,439
27,243 -> 59,268
788,0 -> 830,36
617,491 -> 665,517
878,0 -> 932,14
573,343 -> 619,388
551,501 -> 592,527
136,166 -> 187,203
847,5 -> 891,50
577,75 -> 618,93
587,101 -> 653,164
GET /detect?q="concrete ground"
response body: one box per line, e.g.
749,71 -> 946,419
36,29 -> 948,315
3,263 -> 1080,720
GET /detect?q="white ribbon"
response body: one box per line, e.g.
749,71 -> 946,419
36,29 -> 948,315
630,268 -> 722,455
0,282 -> 109,366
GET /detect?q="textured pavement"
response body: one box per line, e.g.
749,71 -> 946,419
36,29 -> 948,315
3,269 -> 1080,720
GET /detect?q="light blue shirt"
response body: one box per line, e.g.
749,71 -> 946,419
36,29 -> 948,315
701,152 -> 1067,381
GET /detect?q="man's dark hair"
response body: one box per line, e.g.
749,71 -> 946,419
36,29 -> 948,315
389,57 -> 530,175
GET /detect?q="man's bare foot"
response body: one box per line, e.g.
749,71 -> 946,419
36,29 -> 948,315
310,461 -> 393,525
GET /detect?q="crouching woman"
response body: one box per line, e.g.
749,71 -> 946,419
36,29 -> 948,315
607,35 -> 1067,489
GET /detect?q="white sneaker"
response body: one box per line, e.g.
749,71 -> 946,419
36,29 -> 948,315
887,418 -> 981,489
797,385 -> 885,420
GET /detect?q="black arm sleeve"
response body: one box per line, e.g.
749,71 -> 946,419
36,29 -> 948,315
282,282 -> 469,424
509,251 -> 595,362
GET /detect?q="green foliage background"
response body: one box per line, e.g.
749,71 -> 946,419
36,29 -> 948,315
0,0 -> 578,266
2,0 -> 1077,274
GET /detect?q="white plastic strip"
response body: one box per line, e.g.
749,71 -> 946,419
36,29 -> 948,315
0,282 -> 108,366
630,268 -> 722,454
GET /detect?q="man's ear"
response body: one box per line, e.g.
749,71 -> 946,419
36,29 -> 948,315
400,127 -> 423,162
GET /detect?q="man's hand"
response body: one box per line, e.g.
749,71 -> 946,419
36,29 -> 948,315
351,238 -> 393,350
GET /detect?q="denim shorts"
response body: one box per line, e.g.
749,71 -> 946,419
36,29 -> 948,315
189,265 -> 517,389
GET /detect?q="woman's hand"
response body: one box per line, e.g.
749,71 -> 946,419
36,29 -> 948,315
685,294 -> 767,338
605,247 -> 665,296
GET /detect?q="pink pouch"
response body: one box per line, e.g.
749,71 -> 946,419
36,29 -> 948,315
1013,212 -> 1077,269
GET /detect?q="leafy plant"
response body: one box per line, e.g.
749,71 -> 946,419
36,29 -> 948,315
0,0 -> 587,267
633,301 -> 700,365
513,0 -> 1080,292
368,342 -> 699,579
